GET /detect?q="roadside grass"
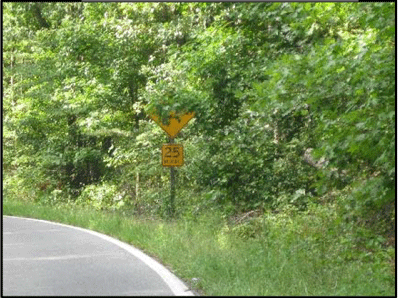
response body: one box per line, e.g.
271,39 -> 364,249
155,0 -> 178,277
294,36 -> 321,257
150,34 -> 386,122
3,197 -> 395,296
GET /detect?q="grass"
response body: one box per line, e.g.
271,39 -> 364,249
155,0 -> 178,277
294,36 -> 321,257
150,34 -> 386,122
3,197 -> 395,296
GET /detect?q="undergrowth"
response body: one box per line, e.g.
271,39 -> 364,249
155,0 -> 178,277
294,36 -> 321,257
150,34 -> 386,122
3,192 -> 395,296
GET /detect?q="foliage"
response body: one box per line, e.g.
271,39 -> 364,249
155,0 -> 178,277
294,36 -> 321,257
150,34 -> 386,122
3,3 -> 395,290
3,199 -> 395,295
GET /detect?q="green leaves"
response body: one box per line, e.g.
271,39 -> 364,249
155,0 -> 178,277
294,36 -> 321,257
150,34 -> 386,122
2,5 -> 395,293
3,2 -> 395,229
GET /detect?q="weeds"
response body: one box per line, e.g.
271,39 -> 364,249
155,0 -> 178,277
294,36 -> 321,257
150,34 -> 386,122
3,196 -> 395,296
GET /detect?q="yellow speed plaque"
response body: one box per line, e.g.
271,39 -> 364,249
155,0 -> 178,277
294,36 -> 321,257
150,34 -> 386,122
162,144 -> 183,167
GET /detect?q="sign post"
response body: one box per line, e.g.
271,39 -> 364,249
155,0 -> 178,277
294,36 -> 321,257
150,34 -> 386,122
149,111 -> 195,217
169,137 -> 176,217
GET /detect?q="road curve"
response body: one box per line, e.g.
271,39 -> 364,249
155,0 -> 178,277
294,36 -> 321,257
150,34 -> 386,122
3,216 -> 194,296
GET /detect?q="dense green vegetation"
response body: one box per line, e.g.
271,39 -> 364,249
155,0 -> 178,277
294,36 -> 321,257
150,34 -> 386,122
3,3 -> 395,295
4,199 -> 395,296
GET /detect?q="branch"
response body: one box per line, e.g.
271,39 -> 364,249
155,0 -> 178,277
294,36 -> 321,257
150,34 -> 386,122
31,3 -> 50,29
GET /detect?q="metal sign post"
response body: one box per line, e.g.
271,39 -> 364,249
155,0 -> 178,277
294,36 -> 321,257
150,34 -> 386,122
148,111 -> 195,218
169,137 -> 176,217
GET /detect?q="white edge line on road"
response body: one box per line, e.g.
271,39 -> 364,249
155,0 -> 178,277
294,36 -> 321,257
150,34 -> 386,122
3,215 -> 194,296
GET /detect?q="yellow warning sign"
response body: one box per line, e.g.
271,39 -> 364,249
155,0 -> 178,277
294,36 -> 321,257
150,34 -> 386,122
162,144 -> 183,167
149,112 -> 195,139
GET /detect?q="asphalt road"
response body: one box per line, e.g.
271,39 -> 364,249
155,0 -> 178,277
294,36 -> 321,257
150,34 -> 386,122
2,216 -> 194,296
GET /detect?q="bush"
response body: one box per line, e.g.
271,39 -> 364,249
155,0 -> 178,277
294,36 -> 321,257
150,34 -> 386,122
76,183 -> 125,210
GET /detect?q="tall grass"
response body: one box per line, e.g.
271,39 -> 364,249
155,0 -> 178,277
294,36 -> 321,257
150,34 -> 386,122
3,197 -> 394,296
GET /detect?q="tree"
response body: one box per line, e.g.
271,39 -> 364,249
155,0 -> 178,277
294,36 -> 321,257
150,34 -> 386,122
3,2 -> 395,226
